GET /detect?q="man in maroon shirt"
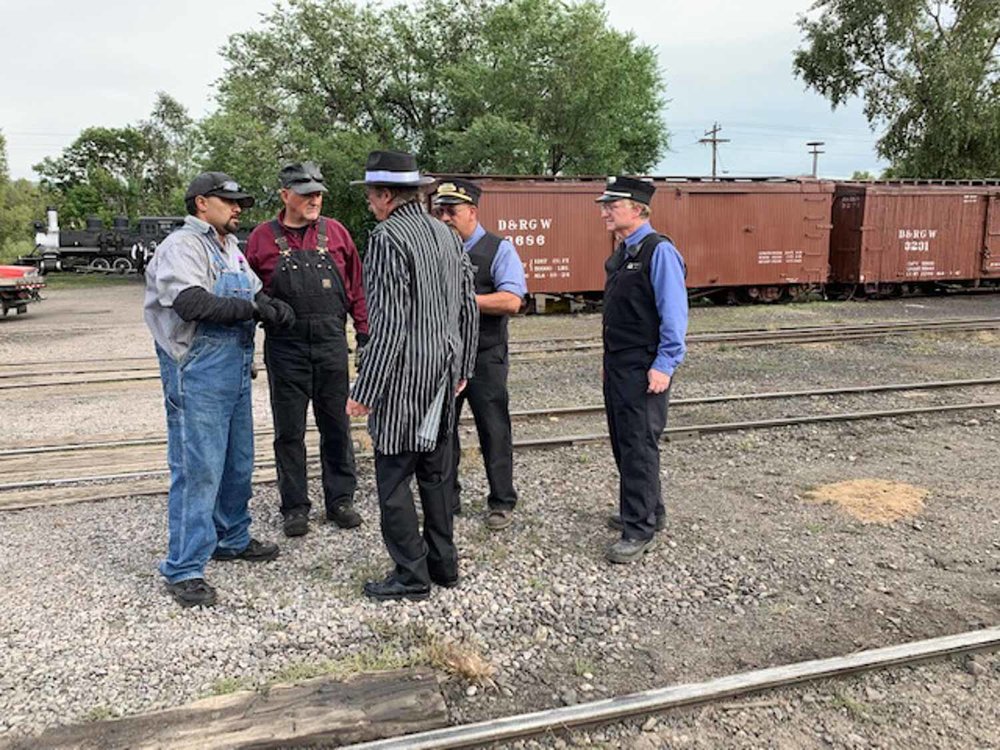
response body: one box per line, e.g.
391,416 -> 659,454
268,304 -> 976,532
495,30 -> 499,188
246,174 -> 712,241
246,162 -> 369,537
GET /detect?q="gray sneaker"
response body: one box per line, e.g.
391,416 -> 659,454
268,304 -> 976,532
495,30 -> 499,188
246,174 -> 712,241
607,513 -> 666,532
606,537 -> 656,564
485,509 -> 513,531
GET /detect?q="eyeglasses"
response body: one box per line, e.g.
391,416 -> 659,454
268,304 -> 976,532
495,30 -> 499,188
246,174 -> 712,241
432,205 -> 461,217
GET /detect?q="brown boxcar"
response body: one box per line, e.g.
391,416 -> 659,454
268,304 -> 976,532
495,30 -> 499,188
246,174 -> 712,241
651,178 -> 833,301
829,182 -> 1000,293
463,176 -> 834,301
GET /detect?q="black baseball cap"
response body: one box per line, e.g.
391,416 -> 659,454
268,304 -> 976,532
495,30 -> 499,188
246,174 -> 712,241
184,172 -> 255,208
595,175 -> 655,205
280,161 -> 328,195
433,178 -> 481,206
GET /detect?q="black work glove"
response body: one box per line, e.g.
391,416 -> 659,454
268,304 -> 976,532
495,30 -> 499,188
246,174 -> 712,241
354,331 -> 370,371
255,293 -> 296,328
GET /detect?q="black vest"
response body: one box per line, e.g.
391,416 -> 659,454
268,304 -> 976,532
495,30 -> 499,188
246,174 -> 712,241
603,232 -> 671,354
468,230 -> 508,351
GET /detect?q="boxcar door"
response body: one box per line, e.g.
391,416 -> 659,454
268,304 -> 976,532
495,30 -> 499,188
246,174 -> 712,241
982,193 -> 1000,279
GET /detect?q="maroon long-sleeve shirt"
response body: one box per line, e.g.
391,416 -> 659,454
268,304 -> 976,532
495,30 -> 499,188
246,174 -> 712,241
245,211 -> 369,335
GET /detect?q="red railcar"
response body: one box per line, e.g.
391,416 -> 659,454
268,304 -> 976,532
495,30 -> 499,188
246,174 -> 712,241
464,176 -> 834,302
433,175 -> 1000,303
829,182 -> 1000,295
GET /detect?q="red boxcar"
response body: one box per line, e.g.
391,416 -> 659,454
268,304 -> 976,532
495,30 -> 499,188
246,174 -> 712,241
464,176 -> 834,302
829,182 -> 1000,294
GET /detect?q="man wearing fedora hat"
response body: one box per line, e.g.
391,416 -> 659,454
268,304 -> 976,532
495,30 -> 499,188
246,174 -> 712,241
432,178 -> 525,531
347,150 -> 478,602
596,176 -> 688,565
246,162 -> 369,539
144,172 -> 293,607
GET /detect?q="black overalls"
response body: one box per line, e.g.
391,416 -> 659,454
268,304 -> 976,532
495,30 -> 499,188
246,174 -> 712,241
602,233 -> 676,542
450,230 -> 518,514
264,220 -> 356,520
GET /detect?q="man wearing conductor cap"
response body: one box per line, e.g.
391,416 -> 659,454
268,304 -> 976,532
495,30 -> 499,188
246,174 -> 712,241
596,176 -> 688,564
432,178 -> 526,531
347,150 -> 478,601
144,172 -> 293,607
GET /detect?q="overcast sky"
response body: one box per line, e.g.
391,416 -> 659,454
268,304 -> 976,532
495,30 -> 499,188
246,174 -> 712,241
0,0 -> 887,181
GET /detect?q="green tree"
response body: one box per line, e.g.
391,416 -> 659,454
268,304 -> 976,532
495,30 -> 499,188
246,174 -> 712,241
0,131 -> 48,263
793,0 -> 1000,178
34,93 -> 199,227
207,0 -> 668,234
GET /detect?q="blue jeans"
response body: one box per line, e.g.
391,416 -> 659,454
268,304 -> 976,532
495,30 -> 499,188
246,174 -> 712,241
156,325 -> 255,583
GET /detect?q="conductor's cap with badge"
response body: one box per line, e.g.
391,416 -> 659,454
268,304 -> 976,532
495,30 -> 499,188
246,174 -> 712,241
595,175 -> 655,205
432,178 -> 482,207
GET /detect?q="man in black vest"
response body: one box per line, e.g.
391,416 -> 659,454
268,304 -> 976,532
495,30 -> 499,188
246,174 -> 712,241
432,179 -> 526,531
597,176 -> 688,564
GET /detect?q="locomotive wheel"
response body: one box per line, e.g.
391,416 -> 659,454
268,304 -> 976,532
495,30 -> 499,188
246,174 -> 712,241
112,257 -> 134,274
89,258 -> 111,271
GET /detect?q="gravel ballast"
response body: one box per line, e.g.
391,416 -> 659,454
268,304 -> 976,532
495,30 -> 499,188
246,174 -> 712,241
1,282 -> 999,745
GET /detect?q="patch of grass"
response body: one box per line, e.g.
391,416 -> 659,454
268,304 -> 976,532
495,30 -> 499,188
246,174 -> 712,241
264,621 -> 287,633
425,636 -> 496,685
831,691 -> 870,720
528,576 -> 549,591
271,646 -> 423,685
41,272 -> 139,290
210,677 -> 249,696
84,705 -> 115,723
572,658 -> 595,677
805,521 -> 826,534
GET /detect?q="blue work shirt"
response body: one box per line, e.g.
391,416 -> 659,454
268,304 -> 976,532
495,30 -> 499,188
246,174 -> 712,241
622,222 -> 688,375
464,223 -> 528,297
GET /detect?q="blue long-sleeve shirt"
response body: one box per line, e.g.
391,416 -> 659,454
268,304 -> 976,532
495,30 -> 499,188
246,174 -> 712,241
621,222 -> 688,375
464,223 -> 528,296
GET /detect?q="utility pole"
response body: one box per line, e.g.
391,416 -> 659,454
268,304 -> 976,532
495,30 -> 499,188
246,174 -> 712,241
807,141 -> 825,178
699,122 -> 730,179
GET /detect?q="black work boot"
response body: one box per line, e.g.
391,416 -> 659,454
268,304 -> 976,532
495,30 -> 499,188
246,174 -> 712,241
212,538 -> 280,562
362,574 -> 430,602
605,536 -> 656,564
166,578 -> 217,608
327,504 -> 363,529
283,511 -> 309,538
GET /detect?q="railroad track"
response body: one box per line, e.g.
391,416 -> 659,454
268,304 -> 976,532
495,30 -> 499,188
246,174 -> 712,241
2,317 -> 999,391
1,377 -> 998,510
341,627 -> 1000,750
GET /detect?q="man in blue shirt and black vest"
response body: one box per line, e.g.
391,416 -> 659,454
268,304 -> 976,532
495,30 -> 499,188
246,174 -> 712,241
432,178 -> 527,531
597,176 -> 688,564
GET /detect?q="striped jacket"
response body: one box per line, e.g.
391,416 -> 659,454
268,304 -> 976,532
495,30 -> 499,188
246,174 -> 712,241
351,201 -> 478,454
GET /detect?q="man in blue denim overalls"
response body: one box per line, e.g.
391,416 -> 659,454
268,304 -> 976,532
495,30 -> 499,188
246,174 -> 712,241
144,172 -> 295,607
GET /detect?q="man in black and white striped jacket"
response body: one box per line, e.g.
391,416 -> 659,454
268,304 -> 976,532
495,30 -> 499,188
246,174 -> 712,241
346,150 -> 478,602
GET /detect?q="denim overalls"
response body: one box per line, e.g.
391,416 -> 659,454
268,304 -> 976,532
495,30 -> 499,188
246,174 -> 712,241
155,232 -> 256,583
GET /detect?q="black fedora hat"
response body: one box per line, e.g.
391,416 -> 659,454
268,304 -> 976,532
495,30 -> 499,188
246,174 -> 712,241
350,150 -> 435,187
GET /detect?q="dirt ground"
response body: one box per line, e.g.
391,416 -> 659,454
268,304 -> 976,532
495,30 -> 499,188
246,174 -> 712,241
1,279 -> 999,748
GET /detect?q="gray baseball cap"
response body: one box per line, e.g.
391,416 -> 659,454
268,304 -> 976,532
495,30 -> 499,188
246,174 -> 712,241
280,161 -> 328,195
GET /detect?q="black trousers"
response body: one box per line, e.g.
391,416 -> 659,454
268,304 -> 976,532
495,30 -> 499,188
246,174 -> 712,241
375,432 -> 457,587
450,342 -> 517,512
603,349 -> 670,542
264,327 -> 356,518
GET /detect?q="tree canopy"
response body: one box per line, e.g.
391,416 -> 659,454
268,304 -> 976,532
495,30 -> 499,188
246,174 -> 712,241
0,132 -> 48,263
205,0 -> 668,229
793,0 -> 1000,178
33,92 -> 199,228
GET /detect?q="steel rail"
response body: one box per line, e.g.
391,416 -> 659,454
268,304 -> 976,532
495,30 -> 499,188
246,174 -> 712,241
2,399 -> 999,493
4,316 -> 997,375
3,376 -> 1000,459
5,320 -> 1000,391
341,627 -> 1000,750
